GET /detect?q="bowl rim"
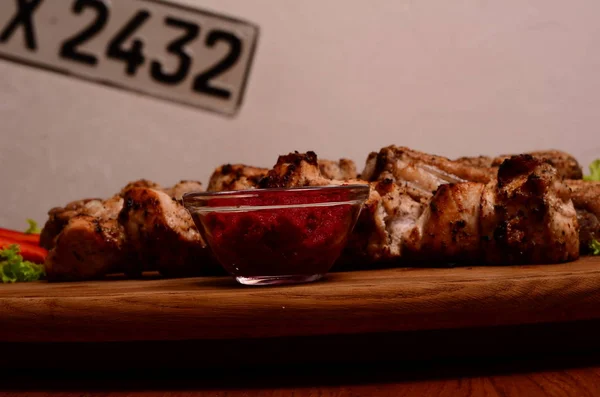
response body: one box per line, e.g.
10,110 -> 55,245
183,183 -> 370,199
182,184 -> 370,210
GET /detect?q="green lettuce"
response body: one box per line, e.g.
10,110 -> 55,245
0,245 -> 45,283
583,159 -> 600,181
591,240 -> 600,256
24,219 -> 40,234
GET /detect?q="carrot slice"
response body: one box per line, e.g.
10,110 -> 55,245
0,238 -> 47,264
0,228 -> 40,245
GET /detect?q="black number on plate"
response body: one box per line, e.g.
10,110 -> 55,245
193,30 -> 242,100
106,10 -> 150,76
150,17 -> 199,85
59,0 -> 109,66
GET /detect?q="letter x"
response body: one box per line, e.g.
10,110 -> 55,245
0,0 -> 44,51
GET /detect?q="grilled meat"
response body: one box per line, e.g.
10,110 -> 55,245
362,146 -> 493,193
566,180 -> 600,252
45,216 -> 127,281
43,180 -> 214,281
40,198 -> 103,250
40,179 -> 199,251
408,182 -> 485,263
492,150 -> 583,180
318,159 -> 357,180
164,180 -> 204,200
342,179 -> 427,265
259,151 -> 330,188
119,179 -> 162,195
208,157 -> 358,192
266,151 -> 580,266
365,146 -> 589,255
402,156 -> 579,265
481,155 -> 579,264
207,164 -> 268,192
118,187 -> 211,277
41,146 -> 591,281
456,150 -> 583,180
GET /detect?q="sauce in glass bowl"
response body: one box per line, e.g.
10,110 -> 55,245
183,185 -> 369,286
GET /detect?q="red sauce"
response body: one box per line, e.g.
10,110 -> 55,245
193,190 -> 361,278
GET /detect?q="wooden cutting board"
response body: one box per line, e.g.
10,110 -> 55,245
1,256 -> 600,343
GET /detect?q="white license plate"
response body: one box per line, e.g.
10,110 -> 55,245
0,0 -> 259,116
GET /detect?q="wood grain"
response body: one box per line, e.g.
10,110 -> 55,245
1,256 -> 600,343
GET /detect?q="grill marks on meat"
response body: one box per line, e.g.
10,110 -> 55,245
455,150 -> 583,180
119,188 -> 211,277
409,182 -> 485,264
43,180 -> 210,281
40,180 -> 161,250
164,180 -> 204,200
45,216 -> 127,281
342,179 -> 426,265
208,156 -> 358,192
566,180 -> 600,252
479,155 -> 579,264
259,151 -> 330,188
493,150 -> 583,180
362,146 -> 493,193
42,146 -> 590,280
40,198 -> 103,250
268,151 -> 580,266
318,159 -> 357,180
207,164 -> 268,192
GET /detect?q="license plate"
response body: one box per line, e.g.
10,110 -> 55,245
0,0 -> 259,116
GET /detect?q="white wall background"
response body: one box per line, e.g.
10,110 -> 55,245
1,0 -> 599,229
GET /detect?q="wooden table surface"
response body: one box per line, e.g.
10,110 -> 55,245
3,257 -> 600,395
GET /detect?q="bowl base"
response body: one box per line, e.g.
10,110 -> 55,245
235,274 -> 324,286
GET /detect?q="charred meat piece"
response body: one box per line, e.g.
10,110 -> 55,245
119,179 -> 162,196
318,159 -> 357,180
454,155 -> 495,169
259,151 -> 331,188
392,155 -> 579,265
408,182 -> 485,264
164,180 -> 204,200
273,151 -> 580,266
118,187 -> 212,277
455,150 -> 583,180
40,179 -> 191,251
207,164 -> 268,192
208,157 -> 357,193
40,179 -> 158,250
492,150 -> 583,180
42,179 -> 217,281
361,146 -> 494,193
40,198 -> 103,250
404,155 -> 579,265
45,216 -> 127,281
480,155 -> 579,264
341,179 -> 426,266
40,197 -> 124,250
249,151 -> 422,264
566,180 -> 600,252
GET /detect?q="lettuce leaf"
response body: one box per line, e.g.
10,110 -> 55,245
0,244 -> 45,283
591,240 -> 600,256
24,219 -> 40,234
583,159 -> 600,181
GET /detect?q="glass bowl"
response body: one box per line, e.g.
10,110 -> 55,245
182,184 -> 370,286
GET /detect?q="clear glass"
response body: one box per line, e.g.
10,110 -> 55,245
183,185 -> 370,286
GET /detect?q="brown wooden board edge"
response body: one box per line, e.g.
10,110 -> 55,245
0,256 -> 599,343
